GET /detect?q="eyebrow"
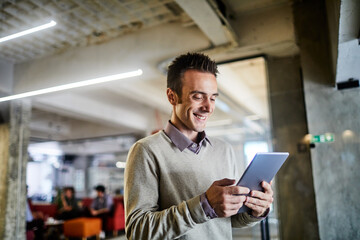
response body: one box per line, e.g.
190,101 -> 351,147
190,90 -> 219,97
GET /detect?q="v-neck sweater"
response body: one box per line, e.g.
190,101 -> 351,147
124,130 -> 259,240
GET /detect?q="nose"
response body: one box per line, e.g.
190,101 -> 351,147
201,98 -> 214,113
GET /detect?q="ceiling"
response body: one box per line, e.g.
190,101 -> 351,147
0,0 -> 294,63
0,0 -> 186,63
0,0 -> 295,154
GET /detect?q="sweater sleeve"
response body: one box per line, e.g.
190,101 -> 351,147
124,142 -> 209,240
231,212 -> 260,228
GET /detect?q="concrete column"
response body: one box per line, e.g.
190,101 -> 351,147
293,0 -> 360,239
0,100 -> 31,240
0,122 -> 10,239
0,58 -> 14,95
267,56 -> 320,240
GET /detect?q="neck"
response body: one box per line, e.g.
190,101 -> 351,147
169,119 -> 198,142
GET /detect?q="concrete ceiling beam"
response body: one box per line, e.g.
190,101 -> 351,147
175,0 -> 233,46
105,82 -> 171,116
32,93 -> 151,132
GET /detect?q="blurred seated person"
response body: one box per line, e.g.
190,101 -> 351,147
56,186 -> 81,220
26,200 -> 44,240
89,185 -> 113,231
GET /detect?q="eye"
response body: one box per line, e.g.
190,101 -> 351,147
192,94 -> 203,100
210,95 -> 218,102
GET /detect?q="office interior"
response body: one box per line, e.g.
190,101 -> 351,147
0,0 -> 359,240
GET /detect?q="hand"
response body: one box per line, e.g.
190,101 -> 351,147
64,206 -> 72,211
244,181 -> 274,217
206,178 -> 250,218
90,209 -> 98,216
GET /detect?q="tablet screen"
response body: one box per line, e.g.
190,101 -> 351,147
237,152 -> 289,213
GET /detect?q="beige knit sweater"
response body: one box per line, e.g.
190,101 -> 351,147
124,131 -> 259,240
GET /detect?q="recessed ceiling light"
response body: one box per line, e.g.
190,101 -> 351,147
0,20 -> 57,44
116,161 -> 126,168
0,69 -> 143,103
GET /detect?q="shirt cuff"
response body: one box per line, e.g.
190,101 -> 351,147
200,193 -> 218,219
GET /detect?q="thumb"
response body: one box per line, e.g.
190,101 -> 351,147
214,178 -> 236,186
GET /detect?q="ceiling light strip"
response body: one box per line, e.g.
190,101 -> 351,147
0,20 -> 57,44
0,69 -> 143,103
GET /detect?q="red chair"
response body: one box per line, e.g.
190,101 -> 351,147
31,203 -> 57,220
81,197 -> 93,209
106,197 -> 125,236
26,230 -> 35,240
81,197 -> 125,236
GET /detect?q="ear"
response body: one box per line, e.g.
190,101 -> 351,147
167,88 -> 178,106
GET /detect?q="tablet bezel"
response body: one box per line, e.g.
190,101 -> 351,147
236,152 -> 289,213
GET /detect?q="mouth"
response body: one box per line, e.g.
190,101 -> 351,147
194,113 -> 207,121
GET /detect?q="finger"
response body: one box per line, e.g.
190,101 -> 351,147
224,202 -> 244,211
215,202 -> 244,217
250,190 -> 273,203
219,194 -> 246,205
244,202 -> 266,217
261,181 -> 273,195
226,195 -> 247,204
215,178 -> 236,186
228,186 -> 250,195
246,196 -> 272,209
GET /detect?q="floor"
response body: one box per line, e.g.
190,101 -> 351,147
107,235 -> 126,240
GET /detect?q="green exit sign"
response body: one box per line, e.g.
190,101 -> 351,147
311,133 -> 334,143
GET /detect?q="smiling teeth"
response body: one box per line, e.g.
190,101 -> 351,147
195,115 -> 206,120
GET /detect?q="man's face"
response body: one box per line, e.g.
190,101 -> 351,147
168,69 -> 218,140
97,190 -> 104,197
65,189 -> 72,198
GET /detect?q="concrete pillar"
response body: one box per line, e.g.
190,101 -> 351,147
0,58 -> 14,95
293,0 -> 360,239
0,122 -> 10,239
267,56 -> 320,240
0,100 -> 31,240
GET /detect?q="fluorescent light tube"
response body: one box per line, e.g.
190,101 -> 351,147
0,20 -> 57,43
0,69 -> 143,103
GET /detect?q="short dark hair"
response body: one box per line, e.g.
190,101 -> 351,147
167,52 -> 218,98
94,185 -> 105,193
63,186 -> 75,194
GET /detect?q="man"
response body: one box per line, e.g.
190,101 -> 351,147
56,186 -> 80,220
124,53 -> 273,239
89,185 -> 113,232
26,186 -> 44,240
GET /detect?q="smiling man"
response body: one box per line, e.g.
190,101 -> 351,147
124,53 -> 273,240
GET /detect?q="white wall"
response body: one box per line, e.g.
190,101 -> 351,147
335,0 -> 360,83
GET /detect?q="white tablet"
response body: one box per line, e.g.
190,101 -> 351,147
237,152 -> 289,213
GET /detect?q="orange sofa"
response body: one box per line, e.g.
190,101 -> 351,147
63,217 -> 101,240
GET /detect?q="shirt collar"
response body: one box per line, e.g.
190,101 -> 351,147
164,121 -> 211,152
